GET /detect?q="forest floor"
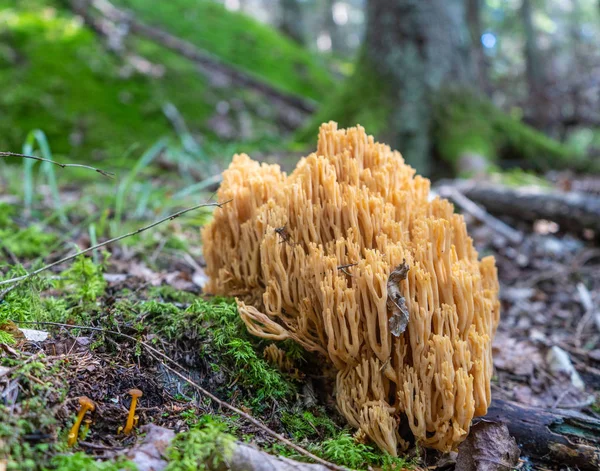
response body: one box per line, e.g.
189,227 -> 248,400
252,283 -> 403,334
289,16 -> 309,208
1,161 -> 600,471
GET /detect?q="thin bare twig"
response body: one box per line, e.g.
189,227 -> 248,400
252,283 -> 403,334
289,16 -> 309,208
15,320 -> 346,471
0,200 -> 231,294
0,151 -> 115,178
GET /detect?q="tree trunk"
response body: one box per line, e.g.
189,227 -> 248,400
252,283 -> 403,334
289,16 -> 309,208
521,0 -> 549,129
466,0 -> 490,95
279,0 -> 305,45
361,0 -> 475,175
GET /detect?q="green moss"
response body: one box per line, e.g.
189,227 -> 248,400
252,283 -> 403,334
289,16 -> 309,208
143,297 -> 296,410
56,255 -> 107,304
294,51 -> 391,144
0,225 -> 57,258
0,1 -> 211,161
46,453 -> 137,471
165,418 -> 235,471
434,89 -> 584,172
281,410 -> 338,441
315,433 -> 415,471
0,328 -> 16,344
0,267 -> 50,325
113,0 -> 332,101
0,203 -> 15,227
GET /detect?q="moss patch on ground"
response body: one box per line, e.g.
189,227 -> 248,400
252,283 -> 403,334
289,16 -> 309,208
0,0 -> 213,162
112,0 -> 333,102
433,89 -> 585,172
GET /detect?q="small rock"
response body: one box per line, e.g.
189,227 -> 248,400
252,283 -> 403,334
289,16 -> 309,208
546,346 -> 586,391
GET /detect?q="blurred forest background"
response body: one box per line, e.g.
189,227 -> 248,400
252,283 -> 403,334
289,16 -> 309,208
1,0 -> 599,178
2,2 -> 600,470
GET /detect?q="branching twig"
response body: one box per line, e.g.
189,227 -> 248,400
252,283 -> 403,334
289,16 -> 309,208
0,200 -> 231,294
14,321 -> 347,471
0,151 -> 115,178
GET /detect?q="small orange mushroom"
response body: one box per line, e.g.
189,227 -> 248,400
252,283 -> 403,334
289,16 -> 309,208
123,388 -> 143,435
67,396 -> 95,447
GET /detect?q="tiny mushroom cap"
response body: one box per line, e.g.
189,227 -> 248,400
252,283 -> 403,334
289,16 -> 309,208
79,396 -> 96,411
128,388 -> 143,399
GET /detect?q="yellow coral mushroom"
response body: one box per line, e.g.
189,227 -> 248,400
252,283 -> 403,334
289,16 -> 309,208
202,122 -> 500,454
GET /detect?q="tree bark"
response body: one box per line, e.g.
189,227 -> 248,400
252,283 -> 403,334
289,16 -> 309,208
521,0 -> 549,129
466,0 -> 490,95
481,399 -> 600,470
362,0 -> 475,175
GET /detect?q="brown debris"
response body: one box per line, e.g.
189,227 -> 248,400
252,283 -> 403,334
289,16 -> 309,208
202,123 -> 501,453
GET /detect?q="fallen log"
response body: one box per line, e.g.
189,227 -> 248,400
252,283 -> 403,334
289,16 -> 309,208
445,182 -> 600,234
480,399 -> 600,470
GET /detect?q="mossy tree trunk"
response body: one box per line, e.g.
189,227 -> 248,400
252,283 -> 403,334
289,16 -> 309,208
296,0 -> 477,175
361,0 -> 475,175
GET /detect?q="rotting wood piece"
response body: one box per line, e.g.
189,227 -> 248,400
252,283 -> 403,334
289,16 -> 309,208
480,399 -> 600,470
455,183 -> 600,234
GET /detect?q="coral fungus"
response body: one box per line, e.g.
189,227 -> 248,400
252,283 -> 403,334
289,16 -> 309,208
202,122 -> 500,454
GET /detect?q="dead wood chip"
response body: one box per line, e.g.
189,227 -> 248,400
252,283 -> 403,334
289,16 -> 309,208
387,261 -> 410,337
456,421 -> 520,471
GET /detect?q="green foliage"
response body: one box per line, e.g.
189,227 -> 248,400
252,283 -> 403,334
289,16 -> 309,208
0,225 -> 58,258
492,168 -> 552,188
315,433 -> 414,471
0,203 -> 15,227
147,285 -> 197,305
165,418 -> 235,471
0,328 -> 16,344
318,433 -> 380,469
144,297 -> 296,410
113,0 -> 332,101
57,255 -> 107,304
0,266 -> 50,324
47,453 -> 137,471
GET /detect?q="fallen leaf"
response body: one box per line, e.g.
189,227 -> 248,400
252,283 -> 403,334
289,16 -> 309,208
456,421 -> 520,471
387,262 -> 410,337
